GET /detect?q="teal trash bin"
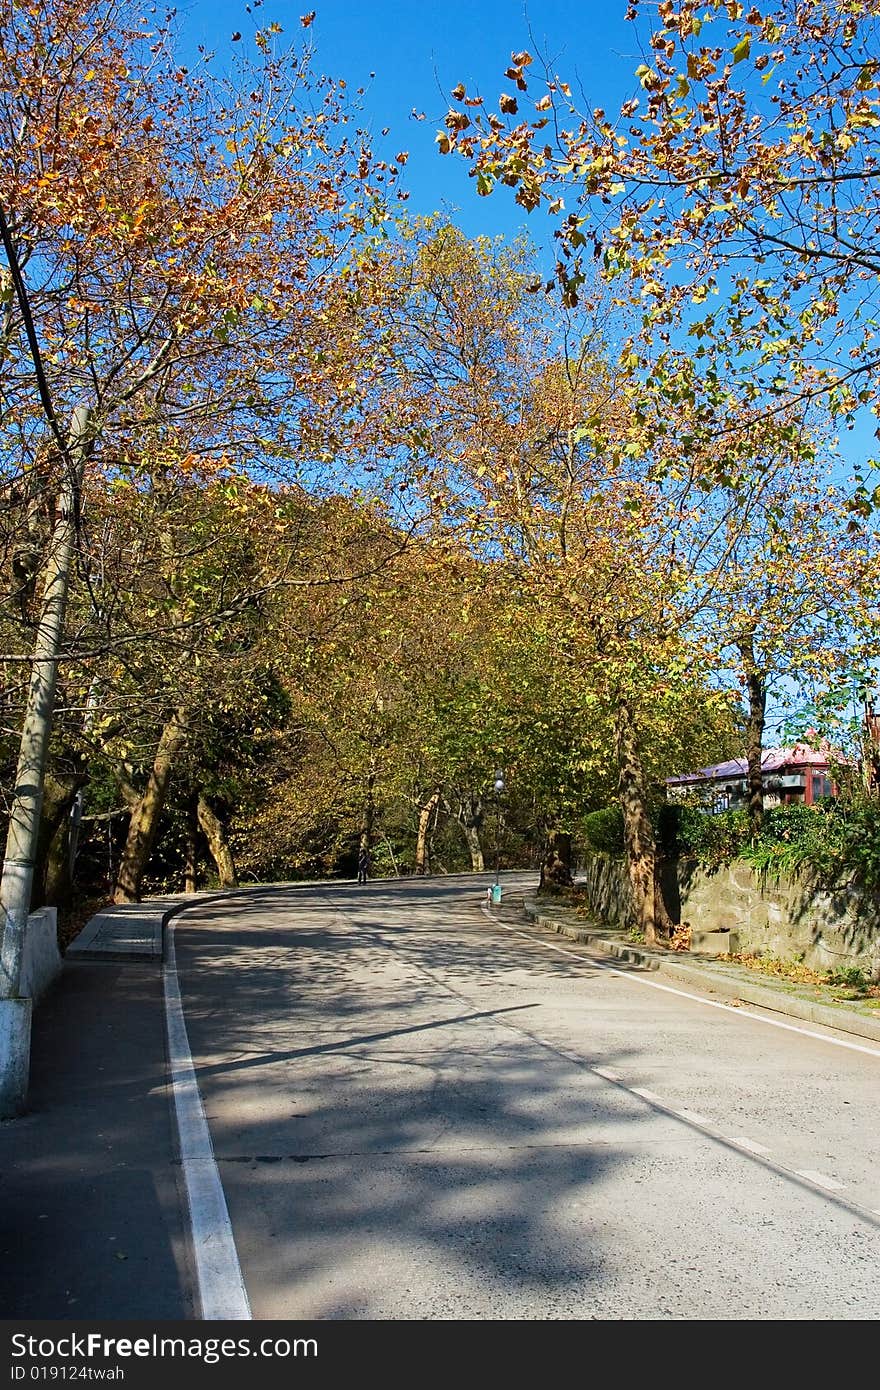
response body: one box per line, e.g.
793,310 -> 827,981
491,883 -> 503,904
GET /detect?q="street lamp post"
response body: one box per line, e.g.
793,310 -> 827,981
492,768 -> 505,904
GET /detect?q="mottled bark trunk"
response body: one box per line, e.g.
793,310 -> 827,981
184,795 -> 199,894
462,793 -> 484,872
443,793 -> 485,872
114,710 -> 187,904
615,695 -> 661,945
463,821 -> 484,873
33,772 -> 84,911
415,787 -> 442,875
539,830 -> 573,891
197,793 -> 238,888
359,770 -> 375,855
738,632 -> 766,834
0,404 -> 92,1006
865,706 -> 880,796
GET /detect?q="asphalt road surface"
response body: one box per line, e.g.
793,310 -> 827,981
172,873 -> 880,1320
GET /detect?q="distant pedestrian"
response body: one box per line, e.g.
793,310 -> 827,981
357,844 -> 370,884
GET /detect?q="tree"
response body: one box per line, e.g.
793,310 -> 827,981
375,221 -> 742,940
440,3 -> 880,483
701,468 -> 872,829
0,405 -> 91,1007
0,0 -> 404,930
52,462 -> 282,901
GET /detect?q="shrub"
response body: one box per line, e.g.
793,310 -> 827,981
742,800 -> 850,883
583,805 -> 624,854
838,799 -> 880,888
734,797 -> 880,889
740,803 -> 817,879
656,804 -> 715,859
657,804 -> 749,868
590,801 -> 750,867
587,793 -> 880,889
827,965 -> 870,994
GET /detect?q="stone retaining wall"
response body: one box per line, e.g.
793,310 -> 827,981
579,853 -> 880,977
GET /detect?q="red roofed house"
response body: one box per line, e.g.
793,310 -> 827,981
665,742 -> 839,814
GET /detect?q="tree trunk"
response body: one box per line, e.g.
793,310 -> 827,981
461,792 -> 484,872
0,404 -> 92,1003
184,795 -> 199,894
738,631 -> 766,834
539,830 -> 573,891
196,793 -> 238,888
113,709 -> 188,904
68,678 -> 101,881
615,694 -> 661,945
359,769 -> 375,857
865,701 -> 880,796
442,792 -> 485,872
34,771 -> 85,911
463,821 -> 484,873
415,787 -> 442,875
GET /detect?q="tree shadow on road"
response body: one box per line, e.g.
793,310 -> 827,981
176,886 -> 663,1318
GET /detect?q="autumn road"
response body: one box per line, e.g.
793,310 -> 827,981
170,873 -> 880,1320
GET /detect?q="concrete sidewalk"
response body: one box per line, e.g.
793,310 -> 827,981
0,892 -> 225,1320
0,954 -> 193,1319
65,892 -> 224,962
0,885 -> 300,1319
63,885 -> 293,963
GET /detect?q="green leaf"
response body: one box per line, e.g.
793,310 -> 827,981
732,36 -> 751,64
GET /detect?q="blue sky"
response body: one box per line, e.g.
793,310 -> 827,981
178,1 -> 646,246
176,2 -> 877,478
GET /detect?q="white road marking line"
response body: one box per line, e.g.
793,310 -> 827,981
475,905 -> 880,1217
631,1086 -> 663,1102
730,1136 -> 772,1155
538,1049 -> 864,1212
537,1038 -> 590,1068
287,890 -> 878,1229
794,1169 -> 846,1191
675,1109 -> 711,1126
482,908 -> 880,1059
164,912 -> 251,1321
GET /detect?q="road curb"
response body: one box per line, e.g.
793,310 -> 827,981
522,900 -> 880,1044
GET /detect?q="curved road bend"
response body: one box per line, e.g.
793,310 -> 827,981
171,874 -> 880,1320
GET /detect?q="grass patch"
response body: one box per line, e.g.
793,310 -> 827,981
721,952 -> 880,1001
